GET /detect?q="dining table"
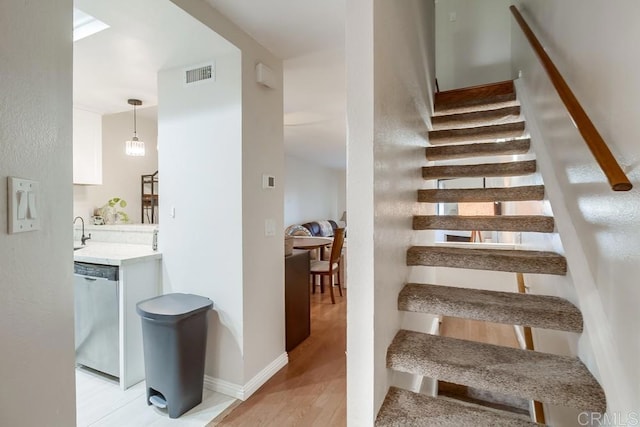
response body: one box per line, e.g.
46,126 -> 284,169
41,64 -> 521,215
291,236 -> 333,260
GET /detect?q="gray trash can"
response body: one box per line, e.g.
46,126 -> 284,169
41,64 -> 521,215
136,293 -> 213,419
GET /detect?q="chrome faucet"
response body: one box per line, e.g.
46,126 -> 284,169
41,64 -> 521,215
73,216 -> 91,245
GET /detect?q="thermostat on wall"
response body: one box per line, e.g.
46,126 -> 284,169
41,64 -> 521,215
262,174 -> 275,189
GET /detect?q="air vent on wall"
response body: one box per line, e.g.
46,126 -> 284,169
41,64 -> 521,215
184,62 -> 215,85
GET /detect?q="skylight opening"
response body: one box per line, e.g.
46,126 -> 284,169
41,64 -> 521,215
73,8 -> 109,42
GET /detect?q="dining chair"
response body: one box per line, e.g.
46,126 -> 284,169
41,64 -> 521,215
310,228 -> 345,304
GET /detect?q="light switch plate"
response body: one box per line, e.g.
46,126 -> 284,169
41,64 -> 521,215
8,177 -> 40,233
265,219 -> 276,237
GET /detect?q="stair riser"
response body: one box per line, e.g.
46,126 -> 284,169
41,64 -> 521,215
413,216 -> 555,233
422,160 -> 536,180
429,122 -> 525,144
418,186 -> 545,203
435,81 -> 516,113
425,139 -> 531,161
432,106 -> 521,129
406,249 -> 567,275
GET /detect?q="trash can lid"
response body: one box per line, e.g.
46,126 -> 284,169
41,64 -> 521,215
136,293 -> 213,321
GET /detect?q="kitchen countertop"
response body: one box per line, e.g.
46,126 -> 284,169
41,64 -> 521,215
74,242 -> 161,266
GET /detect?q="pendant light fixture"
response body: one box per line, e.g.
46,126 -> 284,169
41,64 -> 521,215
125,98 -> 145,156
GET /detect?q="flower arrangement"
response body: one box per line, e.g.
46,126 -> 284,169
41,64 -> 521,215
99,197 -> 129,224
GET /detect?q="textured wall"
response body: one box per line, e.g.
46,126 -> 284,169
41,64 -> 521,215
158,50 -> 244,385
347,0 -> 436,423
170,0 -> 285,393
512,0 -> 640,415
0,0 -> 76,425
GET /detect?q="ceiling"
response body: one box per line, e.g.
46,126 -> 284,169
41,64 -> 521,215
73,0 -> 235,115
206,0 -> 346,169
74,0 -> 346,169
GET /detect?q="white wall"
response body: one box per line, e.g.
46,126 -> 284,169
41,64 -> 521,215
512,1 -> 640,416
436,0 -> 512,91
74,108 -> 158,223
159,50 -> 244,384
168,0 -> 285,395
284,155 -> 345,226
0,0 -> 76,425
347,0 -> 436,423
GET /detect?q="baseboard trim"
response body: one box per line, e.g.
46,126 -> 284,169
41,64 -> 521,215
242,352 -> 289,400
204,352 -> 289,401
203,376 -> 244,400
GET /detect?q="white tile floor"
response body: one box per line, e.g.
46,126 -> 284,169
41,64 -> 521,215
76,368 -> 237,427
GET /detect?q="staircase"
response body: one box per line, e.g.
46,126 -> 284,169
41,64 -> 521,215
375,81 -> 606,426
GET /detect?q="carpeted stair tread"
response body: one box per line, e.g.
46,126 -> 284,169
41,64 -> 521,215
434,80 -> 517,115
387,331 -> 606,413
406,246 -> 567,275
423,160 -> 536,180
418,185 -> 545,203
426,139 -> 530,160
376,387 -> 540,427
413,215 -> 555,233
428,122 -> 526,144
398,283 -> 582,332
432,106 -> 522,129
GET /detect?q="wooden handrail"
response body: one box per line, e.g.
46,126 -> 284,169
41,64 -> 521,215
510,6 -> 632,192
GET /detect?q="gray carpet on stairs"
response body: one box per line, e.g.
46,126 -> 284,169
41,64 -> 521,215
418,185 -> 545,203
425,139 -> 531,160
413,215 -> 555,232
387,331 -> 606,413
398,283 -> 583,332
428,121 -> 526,144
376,387 -> 541,427
434,98 -> 520,116
383,79 -> 607,423
431,105 -> 521,129
406,246 -> 567,275
422,160 -> 536,179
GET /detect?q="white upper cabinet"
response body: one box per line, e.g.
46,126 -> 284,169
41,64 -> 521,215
73,108 -> 103,185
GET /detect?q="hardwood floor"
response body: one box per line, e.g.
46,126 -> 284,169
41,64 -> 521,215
439,316 -> 520,348
210,290 -> 346,426
208,297 -> 519,426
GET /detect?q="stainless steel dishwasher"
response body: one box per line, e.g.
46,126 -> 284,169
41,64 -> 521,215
74,262 -> 119,378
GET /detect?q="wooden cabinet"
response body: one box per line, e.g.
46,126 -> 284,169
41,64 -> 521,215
73,108 -> 102,185
285,250 -> 310,351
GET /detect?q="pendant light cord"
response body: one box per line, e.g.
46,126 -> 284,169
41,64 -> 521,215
133,104 -> 137,138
